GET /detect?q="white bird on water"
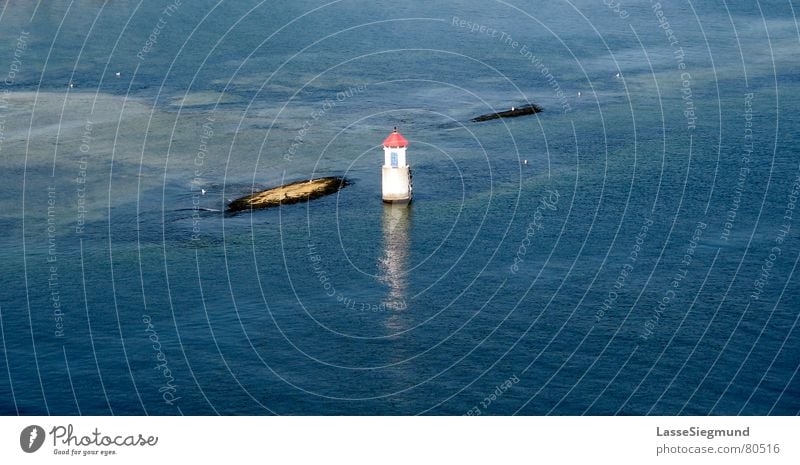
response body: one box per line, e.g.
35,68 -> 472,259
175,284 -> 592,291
577,91 -> 581,97
115,72 -> 121,77
201,189 -> 206,195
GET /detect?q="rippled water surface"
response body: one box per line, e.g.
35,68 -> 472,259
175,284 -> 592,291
0,0 -> 798,415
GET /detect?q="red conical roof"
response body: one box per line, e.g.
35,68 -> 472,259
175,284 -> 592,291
382,128 -> 408,147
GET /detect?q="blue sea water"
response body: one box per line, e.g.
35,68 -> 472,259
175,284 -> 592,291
0,0 -> 798,415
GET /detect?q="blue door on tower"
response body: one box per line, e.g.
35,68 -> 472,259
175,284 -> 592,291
391,152 -> 398,168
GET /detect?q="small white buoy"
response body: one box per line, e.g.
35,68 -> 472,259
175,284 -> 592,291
115,72 -> 121,77
69,82 -> 74,88
511,106 -> 515,111
523,159 -> 528,165
577,91 -> 581,97
615,72 -> 620,78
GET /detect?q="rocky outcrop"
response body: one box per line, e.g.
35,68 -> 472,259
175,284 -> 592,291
227,176 -> 349,212
471,103 -> 543,122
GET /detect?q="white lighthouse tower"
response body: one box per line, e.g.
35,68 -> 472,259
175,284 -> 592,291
381,127 -> 412,203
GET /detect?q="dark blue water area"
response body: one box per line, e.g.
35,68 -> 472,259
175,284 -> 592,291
1,1 -> 799,415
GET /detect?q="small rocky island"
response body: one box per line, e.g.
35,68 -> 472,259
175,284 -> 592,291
227,176 -> 349,212
471,103 -> 543,122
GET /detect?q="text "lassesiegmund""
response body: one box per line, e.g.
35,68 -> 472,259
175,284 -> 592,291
656,426 -> 750,440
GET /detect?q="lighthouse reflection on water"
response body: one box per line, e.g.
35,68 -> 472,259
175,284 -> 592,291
379,202 -> 410,332
378,127 -> 413,333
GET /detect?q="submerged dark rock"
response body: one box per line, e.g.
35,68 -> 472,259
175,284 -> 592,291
227,176 -> 349,212
471,103 -> 543,122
